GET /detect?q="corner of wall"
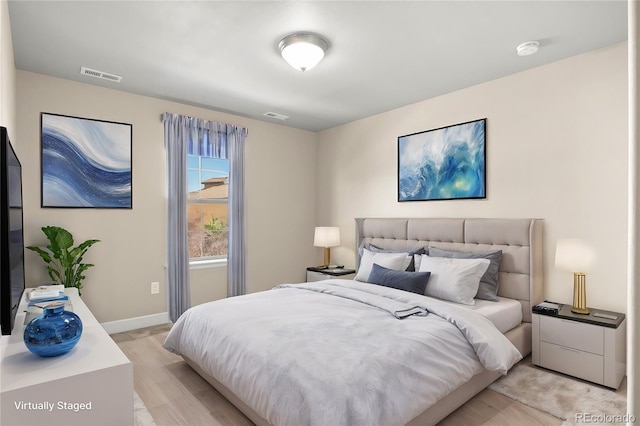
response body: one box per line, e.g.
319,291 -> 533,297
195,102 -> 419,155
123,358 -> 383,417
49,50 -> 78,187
0,1 -> 16,135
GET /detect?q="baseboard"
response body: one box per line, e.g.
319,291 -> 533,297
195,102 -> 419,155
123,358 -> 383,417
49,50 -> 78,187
101,312 -> 171,334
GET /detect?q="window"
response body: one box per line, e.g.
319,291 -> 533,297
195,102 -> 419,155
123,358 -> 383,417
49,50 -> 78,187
187,154 -> 229,260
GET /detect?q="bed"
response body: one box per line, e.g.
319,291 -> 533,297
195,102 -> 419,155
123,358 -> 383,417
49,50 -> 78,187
163,217 -> 543,425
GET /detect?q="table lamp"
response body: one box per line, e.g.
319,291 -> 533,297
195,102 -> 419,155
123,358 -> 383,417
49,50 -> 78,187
555,239 -> 595,314
314,227 -> 340,267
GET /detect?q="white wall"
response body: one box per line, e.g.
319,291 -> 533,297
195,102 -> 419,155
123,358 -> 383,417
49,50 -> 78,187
317,42 -> 628,313
16,71 -> 317,323
0,0 -> 16,134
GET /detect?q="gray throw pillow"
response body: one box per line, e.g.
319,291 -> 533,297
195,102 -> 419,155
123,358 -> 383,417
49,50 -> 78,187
365,244 -> 427,271
368,263 -> 431,295
427,247 -> 502,302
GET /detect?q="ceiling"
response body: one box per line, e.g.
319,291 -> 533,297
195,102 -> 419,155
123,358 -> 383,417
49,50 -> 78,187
8,1 -> 628,132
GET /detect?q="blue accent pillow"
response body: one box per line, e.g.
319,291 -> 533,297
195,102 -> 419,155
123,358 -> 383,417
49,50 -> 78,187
367,263 -> 431,295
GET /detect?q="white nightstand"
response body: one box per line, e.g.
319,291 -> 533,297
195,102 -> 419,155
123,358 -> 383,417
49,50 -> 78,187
306,267 -> 356,282
532,304 -> 626,389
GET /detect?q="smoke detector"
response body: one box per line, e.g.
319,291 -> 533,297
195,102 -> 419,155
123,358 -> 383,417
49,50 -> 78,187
516,41 -> 539,57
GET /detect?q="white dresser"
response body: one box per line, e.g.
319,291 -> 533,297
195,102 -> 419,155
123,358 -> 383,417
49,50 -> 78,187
0,288 -> 133,425
532,304 -> 625,389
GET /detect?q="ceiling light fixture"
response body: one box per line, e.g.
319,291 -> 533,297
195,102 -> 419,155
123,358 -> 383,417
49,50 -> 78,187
278,33 -> 328,72
516,41 -> 539,57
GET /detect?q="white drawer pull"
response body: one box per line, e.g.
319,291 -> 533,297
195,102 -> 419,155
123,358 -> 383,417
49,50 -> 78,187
558,346 -> 582,354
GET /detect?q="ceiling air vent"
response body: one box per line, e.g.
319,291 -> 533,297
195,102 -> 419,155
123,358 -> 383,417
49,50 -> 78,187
263,112 -> 289,121
80,67 -> 122,83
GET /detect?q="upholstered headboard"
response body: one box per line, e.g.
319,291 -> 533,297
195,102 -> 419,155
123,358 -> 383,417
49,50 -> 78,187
355,218 -> 543,322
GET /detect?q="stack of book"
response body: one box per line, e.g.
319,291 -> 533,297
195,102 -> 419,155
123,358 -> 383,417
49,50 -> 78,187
24,285 -> 72,323
27,285 -> 68,305
532,301 -> 561,315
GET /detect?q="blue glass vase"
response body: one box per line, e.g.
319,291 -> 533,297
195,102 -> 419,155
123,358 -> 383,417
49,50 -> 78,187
24,301 -> 83,357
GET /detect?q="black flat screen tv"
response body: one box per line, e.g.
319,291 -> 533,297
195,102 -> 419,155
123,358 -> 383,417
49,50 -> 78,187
0,127 -> 25,335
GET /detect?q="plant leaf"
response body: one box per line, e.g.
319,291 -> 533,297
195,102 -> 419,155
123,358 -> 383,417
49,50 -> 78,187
69,239 -> 101,261
43,226 -> 74,250
26,246 -> 53,263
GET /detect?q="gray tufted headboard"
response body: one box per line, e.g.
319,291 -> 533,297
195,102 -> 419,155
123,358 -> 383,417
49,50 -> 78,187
355,218 -> 543,322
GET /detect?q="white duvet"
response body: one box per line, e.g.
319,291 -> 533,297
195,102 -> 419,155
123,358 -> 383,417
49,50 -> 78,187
163,280 -> 522,426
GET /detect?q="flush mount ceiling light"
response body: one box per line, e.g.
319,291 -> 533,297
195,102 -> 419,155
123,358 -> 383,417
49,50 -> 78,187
516,41 -> 539,57
278,33 -> 329,72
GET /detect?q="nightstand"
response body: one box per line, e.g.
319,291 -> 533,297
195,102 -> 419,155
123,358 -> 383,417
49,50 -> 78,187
532,304 -> 626,389
306,267 -> 356,282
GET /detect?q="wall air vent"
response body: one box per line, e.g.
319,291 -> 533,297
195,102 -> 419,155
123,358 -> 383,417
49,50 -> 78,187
263,112 -> 289,121
80,67 -> 122,83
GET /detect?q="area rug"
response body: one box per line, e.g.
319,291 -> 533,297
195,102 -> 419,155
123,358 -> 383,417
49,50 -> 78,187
489,361 -> 628,425
134,391 -> 156,426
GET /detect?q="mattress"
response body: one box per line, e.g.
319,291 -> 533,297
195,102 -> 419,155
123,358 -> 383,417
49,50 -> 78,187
436,296 -> 523,334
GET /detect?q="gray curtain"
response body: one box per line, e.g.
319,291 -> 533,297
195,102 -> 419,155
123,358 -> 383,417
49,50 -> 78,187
163,113 -> 190,323
227,126 -> 247,297
163,112 -> 247,322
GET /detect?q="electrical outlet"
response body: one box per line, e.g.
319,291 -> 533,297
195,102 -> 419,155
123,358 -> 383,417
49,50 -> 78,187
151,281 -> 160,295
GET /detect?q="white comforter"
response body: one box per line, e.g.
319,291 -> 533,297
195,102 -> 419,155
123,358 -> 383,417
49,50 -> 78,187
163,280 -> 522,426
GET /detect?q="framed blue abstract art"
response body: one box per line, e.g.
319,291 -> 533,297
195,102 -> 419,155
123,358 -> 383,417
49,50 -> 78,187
398,118 -> 486,202
41,113 -> 133,208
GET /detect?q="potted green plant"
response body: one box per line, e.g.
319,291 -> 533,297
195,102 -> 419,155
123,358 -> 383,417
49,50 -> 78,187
27,226 -> 100,296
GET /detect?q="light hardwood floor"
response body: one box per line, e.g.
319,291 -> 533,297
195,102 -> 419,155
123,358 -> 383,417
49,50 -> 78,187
112,325 -> 562,426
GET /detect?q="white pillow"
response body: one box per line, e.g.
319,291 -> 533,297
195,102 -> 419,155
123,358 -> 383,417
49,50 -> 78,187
414,253 -> 423,271
417,255 -> 490,305
355,249 -> 412,282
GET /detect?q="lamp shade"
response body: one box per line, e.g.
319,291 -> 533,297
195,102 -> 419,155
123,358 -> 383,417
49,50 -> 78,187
314,227 -> 340,248
555,239 -> 595,272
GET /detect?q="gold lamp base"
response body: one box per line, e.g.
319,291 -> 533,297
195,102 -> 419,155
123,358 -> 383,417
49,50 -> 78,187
571,272 -> 591,315
316,247 -> 332,268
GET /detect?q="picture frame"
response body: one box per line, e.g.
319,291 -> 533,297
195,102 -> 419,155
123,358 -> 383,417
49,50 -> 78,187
40,112 -> 133,209
397,118 -> 486,202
